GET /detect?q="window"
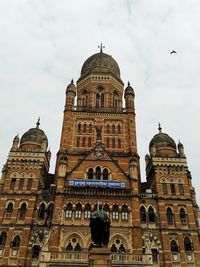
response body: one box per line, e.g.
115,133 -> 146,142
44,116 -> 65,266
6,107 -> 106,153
148,207 -> 155,223
12,236 -> 20,249
19,203 -> 27,219
76,137 -> 80,147
112,139 -> 115,148
184,237 -> 192,252
74,243 -> 81,251
83,123 -> 87,133
89,124 -> 92,133
46,203 -> 53,220
88,168 -> 94,180
179,184 -> 184,195
171,240 -> 179,252
111,244 -> 117,252
118,125 -> 121,134
122,205 -> 128,221
140,206 -> 146,223
106,125 -> 110,134
18,179 -> 24,190
104,204 -> 110,218
106,138 -> 109,148
119,244 -> 126,253
96,93 -> 100,108
27,179 -> 32,190
112,205 -> 119,220
118,139 -> 121,148
180,208 -> 187,225
112,125 -> 115,134
6,203 -> 13,217
96,167 -> 101,180
103,168 -> 109,180
38,203 -> 46,219
167,208 -> 174,224
66,242 -> 73,251
88,137 -> 91,147
10,178 -> 16,190
82,138 -> 86,147
65,203 -> 73,218
162,183 -> 167,194
0,231 -> 7,247
75,204 -> 82,219
152,249 -> 158,262
78,123 -> 81,133
170,184 -> 176,194
100,93 -> 104,107
84,204 -> 91,219
32,245 -> 40,258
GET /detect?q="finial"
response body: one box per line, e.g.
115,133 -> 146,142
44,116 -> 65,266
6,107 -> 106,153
158,122 -> 162,133
71,79 -> 74,84
128,81 -> 130,86
36,117 -> 40,128
98,43 -> 105,53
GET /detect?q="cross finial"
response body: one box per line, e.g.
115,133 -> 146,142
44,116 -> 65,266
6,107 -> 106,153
98,43 -> 105,53
158,122 -> 162,133
36,117 -> 40,128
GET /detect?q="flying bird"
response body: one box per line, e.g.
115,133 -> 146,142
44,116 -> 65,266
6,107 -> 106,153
170,50 -> 177,54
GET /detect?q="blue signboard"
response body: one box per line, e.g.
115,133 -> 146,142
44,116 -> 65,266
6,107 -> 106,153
68,179 -> 126,189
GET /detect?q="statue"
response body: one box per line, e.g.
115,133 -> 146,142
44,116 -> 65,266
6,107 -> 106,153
89,205 -> 110,247
94,126 -> 102,142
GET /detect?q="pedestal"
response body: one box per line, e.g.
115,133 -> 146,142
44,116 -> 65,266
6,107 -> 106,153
89,247 -> 112,267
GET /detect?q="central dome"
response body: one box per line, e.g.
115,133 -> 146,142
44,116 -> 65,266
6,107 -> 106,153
80,52 -> 121,79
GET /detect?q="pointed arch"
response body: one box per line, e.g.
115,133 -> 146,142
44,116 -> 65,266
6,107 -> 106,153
19,203 -> 27,219
166,207 -> 174,224
140,206 -> 146,223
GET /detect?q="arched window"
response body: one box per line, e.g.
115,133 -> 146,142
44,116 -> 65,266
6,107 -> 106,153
6,202 -> 13,215
106,125 -> 110,134
115,98 -> 118,108
84,204 -> 91,219
119,244 -> 126,253
74,243 -> 82,251
103,168 -> 109,180
0,231 -> 7,247
112,125 -> 115,134
18,179 -> 24,190
96,167 -> 101,180
76,137 -> 80,147
88,168 -> 94,180
38,203 -> 46,219
78,123 -> 81,133
178,184 -> 184,195
171,240 -> 179,252
170,183 -> 176,194
12,235 -> 20,249
88,137 -> 91,147
46,203 -> 53,220
184,237 -> 192,252
162,183 -> 167,194
118,139 -> 121,148
112,205 -> 119,220
96,93 -> 100,108
65,203 -> 73,218
180,208 -> 187,224
83,123 -> 87,133
32,245 -> 40,258
75,204 -> 82,219
148,207 -> 155,223
101,93 -> 104,107
82,137 -> 86,147
89,124 -> 92,133
66,242 -> 73,251
166,208 -> 174,224
27,179 -> 32,190
111,244 -> 117,252
104,204 -> 110,218
122,205 -> 128,221
140,206 -> 146,223
10,178 -> 16,190
112,139 -> 115,148
19,203 -> 27,219
118,125 -> 121,134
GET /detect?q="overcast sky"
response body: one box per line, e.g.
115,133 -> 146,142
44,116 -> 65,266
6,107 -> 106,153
0,0 -> 199,204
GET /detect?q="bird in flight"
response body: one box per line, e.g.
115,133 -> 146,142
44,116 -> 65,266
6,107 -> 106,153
170,50 -> 177,54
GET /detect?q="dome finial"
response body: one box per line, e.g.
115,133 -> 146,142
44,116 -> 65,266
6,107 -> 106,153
98,43 -> 105,53
71,79 -> 74,84
158,122 -> 162,133
128,81 -> 130,86
36,117 -> 40,128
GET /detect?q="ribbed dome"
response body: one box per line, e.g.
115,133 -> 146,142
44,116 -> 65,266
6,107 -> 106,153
20,120 -> 48,148
125,82 -> 135,95
66,79 -> 76,94
80,52 -> 121,79
149,125 -> 176,154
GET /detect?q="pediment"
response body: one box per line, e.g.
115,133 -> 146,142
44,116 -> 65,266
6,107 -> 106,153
86,143 -> 112,161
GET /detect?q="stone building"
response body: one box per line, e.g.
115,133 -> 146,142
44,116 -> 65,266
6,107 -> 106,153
0,48 -> 200,267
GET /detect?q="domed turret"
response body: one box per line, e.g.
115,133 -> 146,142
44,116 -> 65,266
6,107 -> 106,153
178,140 -> 185,157
125,82 -> 135,96
11,134 -> 20,150
20,118 -> 48,150
80,51 -> 121,80
149,124 -> 177,156
66,79 -> 76,94
65,80 -> 76,110
124,82 -> 135,112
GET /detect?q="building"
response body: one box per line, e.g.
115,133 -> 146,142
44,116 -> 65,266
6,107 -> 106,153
0,48 -> 200,267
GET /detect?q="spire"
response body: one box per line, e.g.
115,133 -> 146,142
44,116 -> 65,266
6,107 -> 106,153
158,122 -> 162,133
36,117 -> 40,128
